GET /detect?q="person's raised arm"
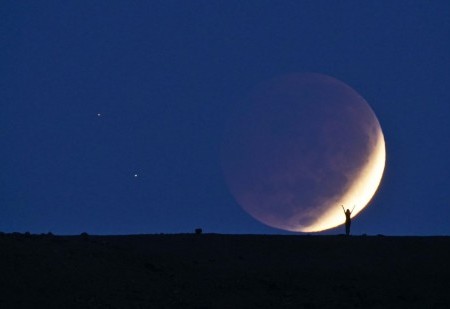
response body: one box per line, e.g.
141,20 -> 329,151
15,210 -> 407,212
341,205 -> 345,213
351,205 -> 356,214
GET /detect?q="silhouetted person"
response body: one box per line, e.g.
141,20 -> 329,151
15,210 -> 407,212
341,205 -> 355,236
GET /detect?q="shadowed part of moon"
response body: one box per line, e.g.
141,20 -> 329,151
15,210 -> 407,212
221,73 -> 386,232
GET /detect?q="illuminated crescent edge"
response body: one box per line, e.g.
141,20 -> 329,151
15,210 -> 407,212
298,125 -> 386,232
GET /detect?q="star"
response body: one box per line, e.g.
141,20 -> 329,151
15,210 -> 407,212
97,113 -> 102,117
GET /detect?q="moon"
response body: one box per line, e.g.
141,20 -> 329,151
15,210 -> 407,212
221,73 -> 386,232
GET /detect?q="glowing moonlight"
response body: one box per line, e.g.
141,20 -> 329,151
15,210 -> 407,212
221,73 -> 386,232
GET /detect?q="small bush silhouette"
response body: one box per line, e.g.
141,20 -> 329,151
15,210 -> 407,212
195,228 -> 203,235
80,232 -> 89,241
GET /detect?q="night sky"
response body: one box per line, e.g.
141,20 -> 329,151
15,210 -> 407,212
2,1 -> 449,235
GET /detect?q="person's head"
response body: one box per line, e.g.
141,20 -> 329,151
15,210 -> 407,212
345,209 -> 350,214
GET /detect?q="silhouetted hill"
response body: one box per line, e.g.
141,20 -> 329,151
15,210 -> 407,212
0,233 -> 449,308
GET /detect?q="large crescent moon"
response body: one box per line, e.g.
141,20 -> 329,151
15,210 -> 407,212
221,73 -> 386,232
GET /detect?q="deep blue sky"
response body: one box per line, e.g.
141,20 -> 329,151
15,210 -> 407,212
1,1 -> 449,235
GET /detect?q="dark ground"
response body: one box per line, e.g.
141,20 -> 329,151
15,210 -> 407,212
0,233 -> 449,308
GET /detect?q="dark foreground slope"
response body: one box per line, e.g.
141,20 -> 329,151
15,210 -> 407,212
0,233 -> 449,308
